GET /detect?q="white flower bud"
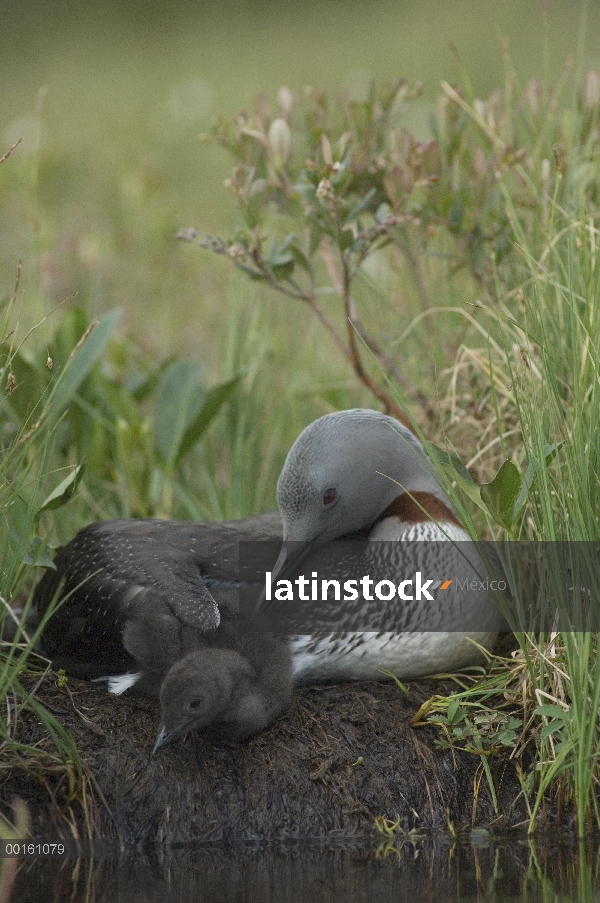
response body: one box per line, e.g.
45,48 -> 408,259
278,86 -> 293,115
268,117 -> 291,167
316,178 -> 335,201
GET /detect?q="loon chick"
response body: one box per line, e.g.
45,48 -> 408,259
153,643 -> 289,752
34,514 -> 292,750
266,408 -> 506,682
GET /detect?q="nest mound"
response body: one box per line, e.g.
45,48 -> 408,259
3,673 -> 526,845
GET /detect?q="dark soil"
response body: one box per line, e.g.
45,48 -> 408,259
3,671 -> 527,847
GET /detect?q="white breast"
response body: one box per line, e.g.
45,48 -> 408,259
290,630 -> 496,682
290,515 -> 499,683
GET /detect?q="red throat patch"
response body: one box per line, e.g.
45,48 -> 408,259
377,491 -> 464,529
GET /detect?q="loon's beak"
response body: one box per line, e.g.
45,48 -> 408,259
255,540 -> 321,612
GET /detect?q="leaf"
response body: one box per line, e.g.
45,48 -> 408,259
271,259 -> 295,281
480,460 -> 522,531
541,722 -> 566,739
512,456 -> 537,523
268,250 -> 294,267
295,181 -> 317,202
267,239 -> 296,281
426,442 -> 530,530
46,309 -> 121,423
236,263 -> 267,281
332,167 -> 353,194
21,536 -> 56,568
154,360 -> 205,470
343,187 -> 377,226
175,372 -> 241,467
245,191 -> 264,229
377,668 -> 410,694
129,356 -> 177,402
448,196 -> 465,231
339,229 -> 354,252
375,202 -> 392,223
512,441 -> 563,522
447,697 -> 463,724
99,376 -> 145,427
289,243 -> 311,272
543,441 -> 563,464
37,465 -> 86,514
275,232 -> 297,256
115,417 -> 153,516
314,209 -> 337,241
4,350 -> 50,424
445,467 -> 487,511
429,441 -> 562,532
534,704 -> 570,720
309,220 -> 322,255
424,442 -> 473,483
425,441 -> 489,513
52,307 -> 90,371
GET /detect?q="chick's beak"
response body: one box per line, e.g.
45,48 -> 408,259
153,724 -> 179,754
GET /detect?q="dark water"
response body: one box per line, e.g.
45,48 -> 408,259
9,832 -> 600,902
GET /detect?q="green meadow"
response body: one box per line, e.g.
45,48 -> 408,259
1,0 -> 600,838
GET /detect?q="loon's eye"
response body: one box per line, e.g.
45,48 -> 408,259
189,698 -> 202,709
322,488 -> 337,506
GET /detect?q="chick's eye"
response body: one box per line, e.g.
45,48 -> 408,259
189,697 -> 202,709
322,488 -> 337,506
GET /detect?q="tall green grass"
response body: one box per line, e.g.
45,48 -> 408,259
409,83 -> 600,833
503,209 -> 600,834
0,268 -> 100,837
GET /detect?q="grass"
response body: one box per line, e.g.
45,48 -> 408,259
403,79 -> 600,834
1,1 -> 600,845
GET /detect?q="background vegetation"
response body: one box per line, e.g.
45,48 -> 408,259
1,0 -> 600,839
